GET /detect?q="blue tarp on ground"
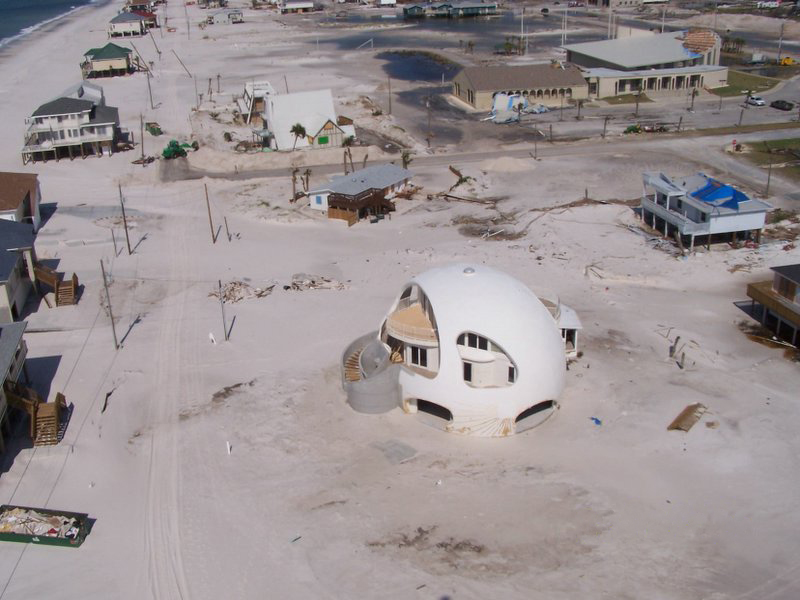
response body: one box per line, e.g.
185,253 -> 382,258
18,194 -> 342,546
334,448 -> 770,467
691,177 -> 749,210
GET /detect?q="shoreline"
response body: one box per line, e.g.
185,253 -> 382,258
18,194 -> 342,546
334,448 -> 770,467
0,0 -> 115,62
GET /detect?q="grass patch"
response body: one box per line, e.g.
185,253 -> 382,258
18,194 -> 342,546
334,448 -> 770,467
710,70 -> 780,97
742,138 -> 800,182
602,93 -> 653,105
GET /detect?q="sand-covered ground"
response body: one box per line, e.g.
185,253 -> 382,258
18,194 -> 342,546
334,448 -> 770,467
0,1 -> 799,599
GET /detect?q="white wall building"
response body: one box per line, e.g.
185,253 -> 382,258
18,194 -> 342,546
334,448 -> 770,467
342,264 -> 580,437
262,89 -> 355,151
109,12 -> 146,37
642,172 -> 770,249
21,82 -> 121,163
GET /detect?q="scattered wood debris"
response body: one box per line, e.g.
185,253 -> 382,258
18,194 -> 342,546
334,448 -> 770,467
667,403 -> 707,432
285,273 -> 347,291
209,280 -> 275,303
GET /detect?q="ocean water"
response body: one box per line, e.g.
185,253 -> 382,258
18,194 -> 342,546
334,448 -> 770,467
0,0 -> 98,48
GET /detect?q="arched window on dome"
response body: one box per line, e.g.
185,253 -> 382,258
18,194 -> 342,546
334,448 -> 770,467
456,332 -> 516,388
381,284 -> 440,378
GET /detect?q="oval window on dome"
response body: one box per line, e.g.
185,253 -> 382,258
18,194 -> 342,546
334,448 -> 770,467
456,332 -> 517,388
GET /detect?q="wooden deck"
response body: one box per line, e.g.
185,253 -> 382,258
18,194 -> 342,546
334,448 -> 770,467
385,302 -> 437,343
747,280 -> 800,328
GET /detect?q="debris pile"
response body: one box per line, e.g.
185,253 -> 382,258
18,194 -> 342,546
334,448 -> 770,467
0,507 -> 80,539
285,273 -> 347,291
209,281 -> 275,303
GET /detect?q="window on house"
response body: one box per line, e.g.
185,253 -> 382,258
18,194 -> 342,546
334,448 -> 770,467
315,196 -> 322,205
410,346 -> 427,367
508,366 -> 516,383
463,361 -> 472,382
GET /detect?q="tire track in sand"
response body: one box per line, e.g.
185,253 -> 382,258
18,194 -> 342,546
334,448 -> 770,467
142,186 -> 195,600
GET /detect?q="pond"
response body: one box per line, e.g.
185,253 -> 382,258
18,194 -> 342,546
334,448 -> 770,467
376,50 -> 462,82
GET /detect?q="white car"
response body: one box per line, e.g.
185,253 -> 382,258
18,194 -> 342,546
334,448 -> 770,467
747,96 -> 766,106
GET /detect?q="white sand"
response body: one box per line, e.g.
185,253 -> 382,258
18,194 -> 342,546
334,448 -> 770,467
0,2 -> 799,599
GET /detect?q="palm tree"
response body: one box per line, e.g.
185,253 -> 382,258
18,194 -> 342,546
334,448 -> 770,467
290,123 -> 306,150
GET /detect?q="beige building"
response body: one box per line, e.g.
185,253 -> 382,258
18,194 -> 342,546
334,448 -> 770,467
565,29 -> 727,99
81,43 -> 137,78
452,64 -> 589,111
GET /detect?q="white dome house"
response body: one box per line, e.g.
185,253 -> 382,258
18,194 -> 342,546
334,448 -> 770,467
341,264 -> 579,437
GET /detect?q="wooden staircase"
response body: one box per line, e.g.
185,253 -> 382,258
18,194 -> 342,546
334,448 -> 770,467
33,265 -> 79,307
3,382 -> 66,447
343,347 -> 364,382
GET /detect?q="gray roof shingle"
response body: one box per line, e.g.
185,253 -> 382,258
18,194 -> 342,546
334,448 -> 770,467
314,164 -> 412,197
32,97 -> 93,118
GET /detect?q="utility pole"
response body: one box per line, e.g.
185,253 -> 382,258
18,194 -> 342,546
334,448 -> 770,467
661,5 -> 666,33
766,158 -> 773,196
738,107 -> 744,126
118,184 -> 132,255
560,94 -> 564,121
520,7 -> 524,55
777,20 -> 785,63
205,184 -> 216,243
172,49 -> 192,77
219,280 -> 229,341
140,114 -> 144,165
146,70 -> 154,110
426,95 -> 432,146
217,74 -> 221,93
713,0 -> 718,31
607,9 -> 612,39
148,28 -> 161,60
635,91 -> 641,117
284,74 -> 289,94
101,259 -> 119,350
388,76 -> 392,115
602,115 -> 609,138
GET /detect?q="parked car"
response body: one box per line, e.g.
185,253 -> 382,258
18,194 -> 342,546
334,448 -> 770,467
770,99 -> 794,111
746,96 -> 766,106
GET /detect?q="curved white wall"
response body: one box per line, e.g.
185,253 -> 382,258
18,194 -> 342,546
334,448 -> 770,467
391,264 -> 566,436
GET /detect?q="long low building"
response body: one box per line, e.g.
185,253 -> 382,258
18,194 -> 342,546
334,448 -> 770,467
452,63 -> 589,111
564,29 -> 728,99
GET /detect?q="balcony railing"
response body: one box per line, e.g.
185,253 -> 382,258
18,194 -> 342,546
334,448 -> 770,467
747,280 -> 800,327
641,196 -> 708,235
385,298 -> 438,344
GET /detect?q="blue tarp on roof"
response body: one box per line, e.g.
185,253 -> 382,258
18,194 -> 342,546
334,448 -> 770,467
691,178 -> 749,211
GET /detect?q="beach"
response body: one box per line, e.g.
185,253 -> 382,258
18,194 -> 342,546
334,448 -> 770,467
0,1 -> 799,599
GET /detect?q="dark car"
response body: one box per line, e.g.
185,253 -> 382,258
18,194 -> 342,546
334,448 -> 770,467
770,100 -> 794,111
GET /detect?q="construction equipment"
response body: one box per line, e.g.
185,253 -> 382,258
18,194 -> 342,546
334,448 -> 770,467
162,139 -> 188,159
33,264 -> 78,306
780,56 -> 794,66
145,121 -> 163,136
3,381 -> 67,447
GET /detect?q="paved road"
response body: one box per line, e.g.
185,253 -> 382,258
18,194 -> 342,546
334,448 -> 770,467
162,125 -> 800,205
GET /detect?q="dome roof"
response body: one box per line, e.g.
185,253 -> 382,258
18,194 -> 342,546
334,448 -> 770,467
395,263 -> 566,435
